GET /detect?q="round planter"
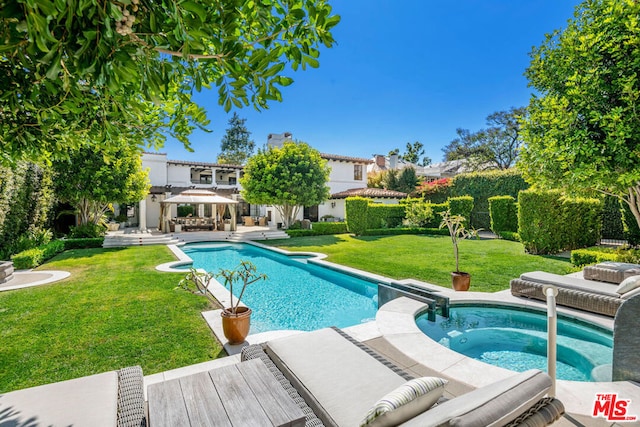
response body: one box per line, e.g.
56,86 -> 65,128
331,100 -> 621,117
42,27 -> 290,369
451,271 -> 471,291
221,306 -> 252,344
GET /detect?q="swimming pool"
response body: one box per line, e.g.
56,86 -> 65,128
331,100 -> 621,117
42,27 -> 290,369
180,242 -> 378,333
415,304 -> 612,382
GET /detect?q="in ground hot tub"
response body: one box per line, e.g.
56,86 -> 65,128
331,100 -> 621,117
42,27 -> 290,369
416,304 -> 612,382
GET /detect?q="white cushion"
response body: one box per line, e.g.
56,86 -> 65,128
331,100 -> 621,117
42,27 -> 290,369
360,377 -> 447,427
616,275 -> 640,295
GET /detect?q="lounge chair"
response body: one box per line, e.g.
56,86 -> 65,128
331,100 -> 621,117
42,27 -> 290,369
243,216 -> 255,226
510,271 -> 640,316
0,366 -> 146,427
241,327 -> 564,427
583,261 -> 640,284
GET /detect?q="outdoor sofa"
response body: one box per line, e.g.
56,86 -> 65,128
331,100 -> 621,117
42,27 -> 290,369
242,327 -> 564,427
0,366 -> 146,427
510,271 -> 640,317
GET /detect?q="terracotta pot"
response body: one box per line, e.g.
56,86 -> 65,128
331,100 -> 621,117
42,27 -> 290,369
221,306 -> 252,344
451,272 -> 471,291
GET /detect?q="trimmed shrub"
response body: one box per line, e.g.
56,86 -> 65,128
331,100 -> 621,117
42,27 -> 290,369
69,223 -> 106,238
63,238 -> 104,249
367,204 -> 405,229
345,197 -> 369,236
498,231 -> 520,242
570,249 -> 618,267
286,222 -> 348,237
489,196 -> 518,233
448,196 -> 474,227
403,200 -> 434,227
361,227 -> 449,236
601,195 -> 624,240
449,169 -> 529,229
424,202 -> 449,228
622,202 -> 640,246
11,240 -> 65,270
518,189 -> 602,254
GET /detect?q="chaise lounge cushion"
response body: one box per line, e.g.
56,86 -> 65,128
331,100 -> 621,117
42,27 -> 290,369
400,369 -> 552,427
519,271 -> 620,297
360,376 -> 448,427
0,371 -> 119,426
616,275 -> 640,295
266,328 -> 410,427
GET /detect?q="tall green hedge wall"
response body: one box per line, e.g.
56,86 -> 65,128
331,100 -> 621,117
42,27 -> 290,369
345,197 -> 369,236
601,195 -> 624,240
449,169 -> 529,229
518,189 -> 602,254
488,195 -> 518,233
622,202 -> 640,246
448,196 -> 474,227
0,162 -> 55,258
367,204 -> 405,229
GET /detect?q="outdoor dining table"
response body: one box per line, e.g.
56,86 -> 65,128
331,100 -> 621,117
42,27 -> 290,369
147,358 -> 305,427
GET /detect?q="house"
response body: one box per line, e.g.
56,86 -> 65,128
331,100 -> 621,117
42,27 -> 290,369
138,143 -> 406,230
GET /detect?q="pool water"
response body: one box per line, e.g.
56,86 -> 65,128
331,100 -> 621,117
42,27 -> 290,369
416,305 -> 612,382
181,242 -> 378,333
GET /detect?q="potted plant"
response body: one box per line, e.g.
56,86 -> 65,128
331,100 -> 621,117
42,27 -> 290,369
217,261 -> 267,344
439,209 -> 471,291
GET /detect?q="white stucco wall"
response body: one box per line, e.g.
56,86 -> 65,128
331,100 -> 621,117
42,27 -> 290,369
326,160 -> 367,193
141,153 -> 168,186
167,164 -> 192,187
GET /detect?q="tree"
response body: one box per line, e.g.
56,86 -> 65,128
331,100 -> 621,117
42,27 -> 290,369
53,145 -> 150,226
397,167 -> 419,195
520,0 -> 640,230
401,141 -> 431,166
0,1 -> 340,164
217,113 -> 255,165
442,107 -> 526,170
240,141 -> 330,228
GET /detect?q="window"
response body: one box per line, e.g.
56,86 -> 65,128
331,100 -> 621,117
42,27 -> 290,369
354,164 -> 363,181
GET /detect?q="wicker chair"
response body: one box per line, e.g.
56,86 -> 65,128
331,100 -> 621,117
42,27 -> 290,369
583,262 -> 640,284
510,271 -> 631,317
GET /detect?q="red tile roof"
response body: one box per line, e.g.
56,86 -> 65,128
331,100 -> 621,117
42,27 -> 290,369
320,153 -> 373,164
331,188 -> 408,199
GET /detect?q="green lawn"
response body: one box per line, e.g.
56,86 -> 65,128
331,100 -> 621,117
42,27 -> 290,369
267,234 -> 573,292
0,246 -> 225,393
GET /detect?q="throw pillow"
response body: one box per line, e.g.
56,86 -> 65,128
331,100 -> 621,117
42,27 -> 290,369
616,274 -> 640,295
359,377 -> 448,427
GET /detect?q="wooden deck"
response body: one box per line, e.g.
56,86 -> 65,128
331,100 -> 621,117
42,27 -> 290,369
147,358 -> 305,427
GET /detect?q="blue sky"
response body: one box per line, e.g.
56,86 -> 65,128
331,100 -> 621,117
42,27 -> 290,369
160,0 -> 582,164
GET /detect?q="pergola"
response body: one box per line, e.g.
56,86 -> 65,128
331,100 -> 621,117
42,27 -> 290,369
159,189 -> 238,233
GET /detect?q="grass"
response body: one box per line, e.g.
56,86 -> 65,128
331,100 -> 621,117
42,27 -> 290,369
0,246 -> 225,392
267,234 -> 573,293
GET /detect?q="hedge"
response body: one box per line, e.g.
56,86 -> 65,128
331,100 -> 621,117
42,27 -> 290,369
570,249 -> 618,267
449,169 -> 529,229
367,204 -> 405,229
11,240 -> 65,270
177,205 -> 195,217
498,231 -> 520,242
361,227 -> 449,236
489,195 -> 518,233
601,195 -> 624,240
518,189 -> 602,254
345,197 -> 369,235
424,202 -> 449,228
448,196 -> 474,227
286,222 -> 347,237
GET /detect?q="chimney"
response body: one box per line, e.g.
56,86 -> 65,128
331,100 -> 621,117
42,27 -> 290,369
375,155 -> 386,168
267,132 -> 293,148
389,154 -> 398,170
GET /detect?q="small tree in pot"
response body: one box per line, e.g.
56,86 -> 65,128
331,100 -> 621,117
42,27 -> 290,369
217,261 -> 267,344
439,210 -> 471,291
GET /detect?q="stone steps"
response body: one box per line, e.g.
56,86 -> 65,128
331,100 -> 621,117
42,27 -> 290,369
103,229 -> 289,247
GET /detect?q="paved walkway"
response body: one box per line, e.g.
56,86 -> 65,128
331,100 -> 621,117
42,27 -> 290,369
0,270 -> 70,292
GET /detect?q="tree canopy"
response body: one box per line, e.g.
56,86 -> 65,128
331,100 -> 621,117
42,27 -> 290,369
401,141 -> 431,166
217,113 -> 255,165
240,141 -> 330,227
0,0 -> 339,163
443,107 -> 525,170
519,0 -> 640,228
53,144 -> 150,226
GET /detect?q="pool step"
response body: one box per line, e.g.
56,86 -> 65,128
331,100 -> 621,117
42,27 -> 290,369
102,234 -> 181,248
